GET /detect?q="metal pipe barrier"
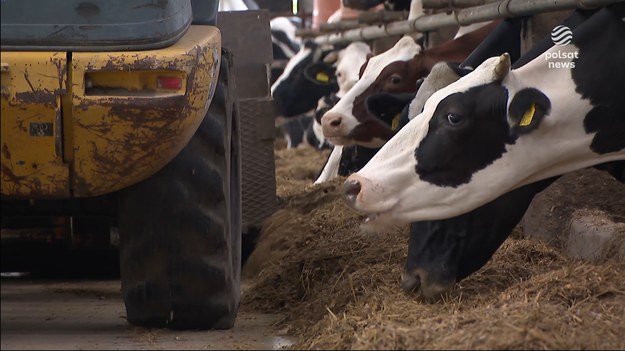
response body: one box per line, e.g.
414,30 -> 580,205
306,0 -> 622,45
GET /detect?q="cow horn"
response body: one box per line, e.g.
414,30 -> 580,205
494,53 -> 511,80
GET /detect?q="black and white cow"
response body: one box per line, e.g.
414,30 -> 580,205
309,94 -> 340,150
270,16 -> 303,84
271,40 -> 341,118
353,7 -> 624,298
344,4 -> 625,228
276,42 -> 372,150
271,17 -> 302,60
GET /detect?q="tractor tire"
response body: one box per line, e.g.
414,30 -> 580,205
117,49 -> 241,330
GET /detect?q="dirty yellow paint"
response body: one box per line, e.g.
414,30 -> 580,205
1,25 -> 221,198
1,51 -> 70,198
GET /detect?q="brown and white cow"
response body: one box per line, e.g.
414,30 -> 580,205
321,20 -> 500,148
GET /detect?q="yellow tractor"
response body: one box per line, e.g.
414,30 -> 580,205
1,0 -> 276,329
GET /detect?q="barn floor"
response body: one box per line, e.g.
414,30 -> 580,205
1,278 -> 296,350
240,141 -> 625,350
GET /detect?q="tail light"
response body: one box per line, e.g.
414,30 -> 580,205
84,70 -> 186,96
157,76 -> 183,90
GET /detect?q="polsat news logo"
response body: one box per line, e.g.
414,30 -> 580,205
545,25 -> 578,69
551,25 -> 573,45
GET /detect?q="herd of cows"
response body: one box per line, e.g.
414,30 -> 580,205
266,2 -> 624,297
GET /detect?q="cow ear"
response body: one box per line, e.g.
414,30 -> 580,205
508,88 -> 551,137
304,62 -> 337,85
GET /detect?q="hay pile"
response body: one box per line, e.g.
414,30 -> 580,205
241,145 -> 625,350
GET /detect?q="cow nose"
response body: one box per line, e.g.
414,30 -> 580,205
401,269 -> 422,294
321,112 -> 343,137
343,179 -> 361,204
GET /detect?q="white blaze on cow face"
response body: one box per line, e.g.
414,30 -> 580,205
345,46 -> 625,225
321,36 -> 422,147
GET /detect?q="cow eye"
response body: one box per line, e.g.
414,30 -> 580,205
447,113 -> 463,125
390,75 -> 402,84
336,72 -> 342,78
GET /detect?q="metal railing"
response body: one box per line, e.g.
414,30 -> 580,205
302,0 -> 622,45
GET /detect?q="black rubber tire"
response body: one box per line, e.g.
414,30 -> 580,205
117,50 -> 241,330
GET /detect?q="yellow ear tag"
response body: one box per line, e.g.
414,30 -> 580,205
316,72 -> 329,83
391,114 -> 401,131
519,103 -> 536,127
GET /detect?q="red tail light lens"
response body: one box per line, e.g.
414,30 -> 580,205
157,76 -> 183,90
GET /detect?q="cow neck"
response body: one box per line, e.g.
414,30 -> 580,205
423,20 -> 501,71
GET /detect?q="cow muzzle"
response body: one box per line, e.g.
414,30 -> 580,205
321,111 -> 350,143
401,268 -> 455,298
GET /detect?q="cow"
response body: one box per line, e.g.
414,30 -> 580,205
403,159 -> 624,297
271,41 -> 341,118
270,17 -> 303,85
309,94 -> 340,150
342,4 -> 625,229
272,40 -> 373,119
270,17 -> 302,60
274,41 -> 370,150
320,20 -> 502,148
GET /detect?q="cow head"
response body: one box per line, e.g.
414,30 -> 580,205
271,40 -> 339,117
321,36 -> 425,148
402,175 -> 555,297
403,158 -> 623,297
308,94 -> 340,150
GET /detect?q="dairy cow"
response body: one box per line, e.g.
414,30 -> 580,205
321,20 -> 501,148
308,94 -> 339,150
305,43 -> 373,182
306,41 -> 372,150
270,17 -> 303,84
344,5 -> 625,227
271,41 -> 341,117
352,8 -> 624,297
270,17 -> 301,60
273,40 -> 371,120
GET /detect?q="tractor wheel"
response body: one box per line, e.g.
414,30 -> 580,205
117,50 -> 241,330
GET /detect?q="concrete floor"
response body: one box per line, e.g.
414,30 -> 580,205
1,278 -> 295,350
